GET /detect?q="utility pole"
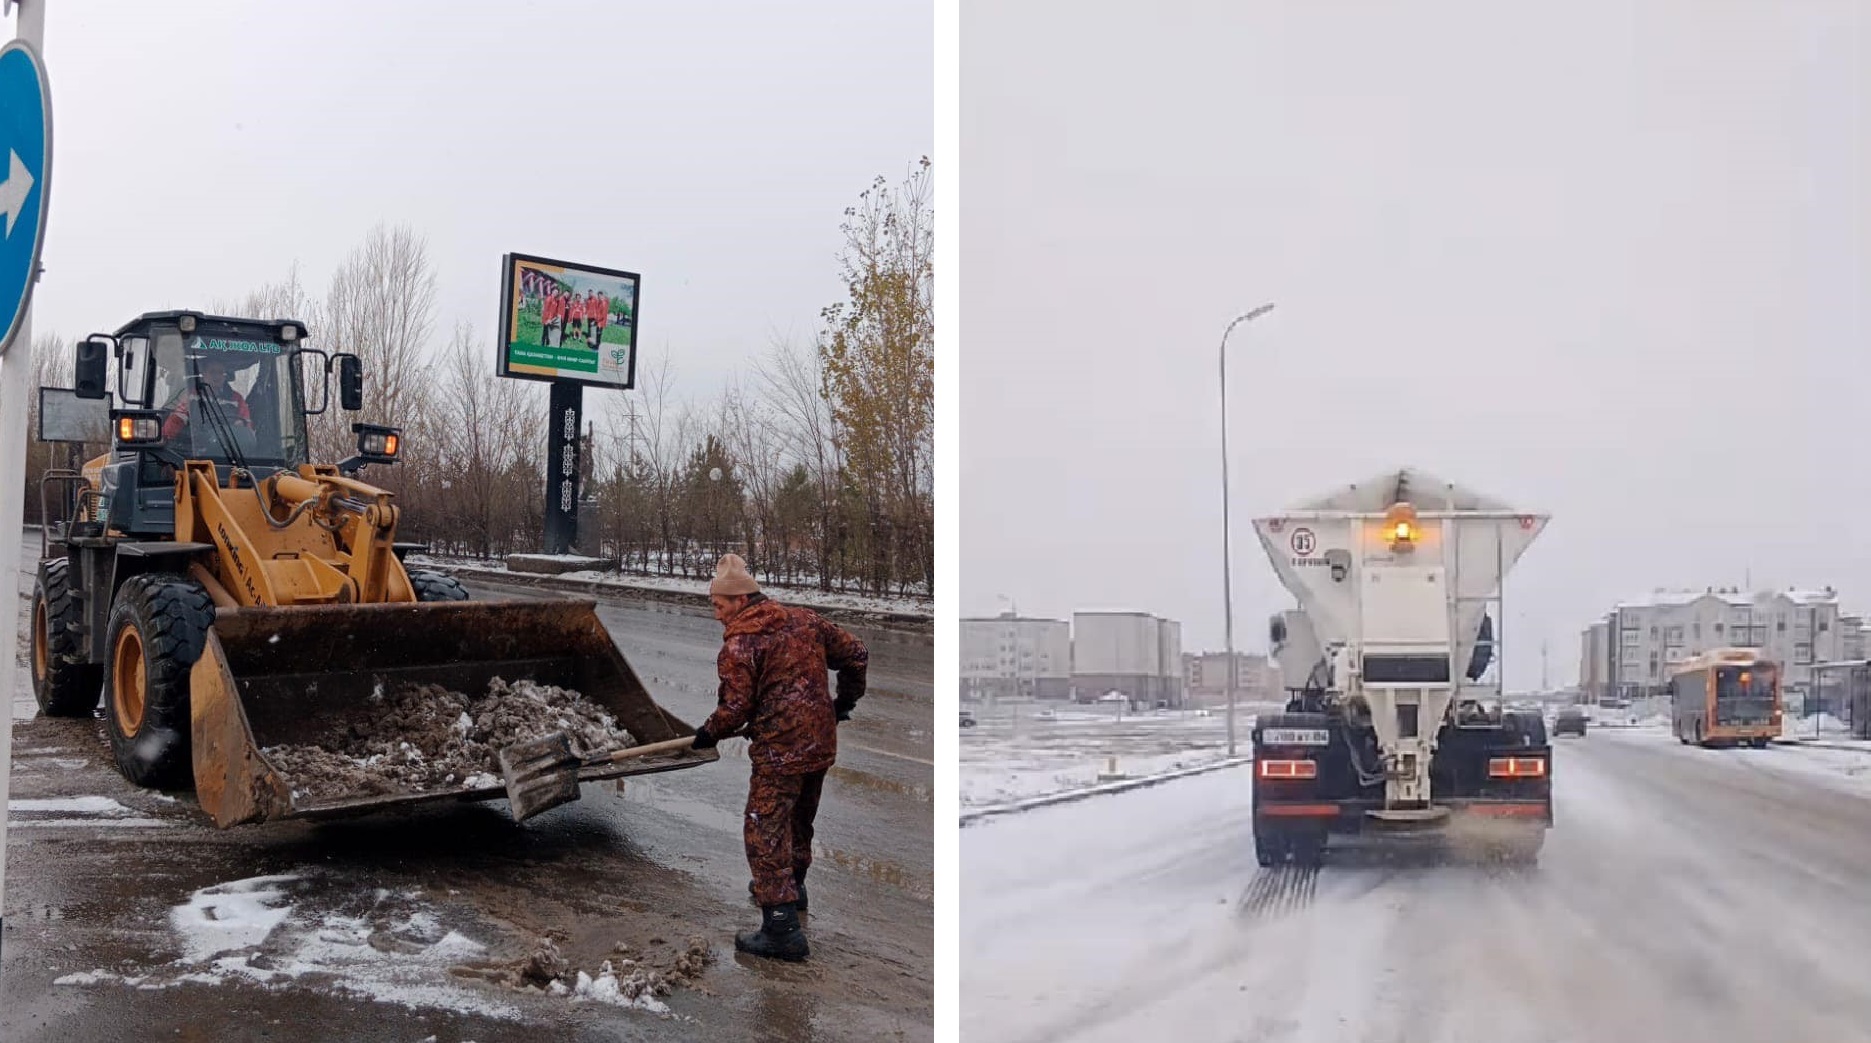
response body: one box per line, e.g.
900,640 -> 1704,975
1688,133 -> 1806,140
1218,302 -> 1276,757
622,402 -> 646,476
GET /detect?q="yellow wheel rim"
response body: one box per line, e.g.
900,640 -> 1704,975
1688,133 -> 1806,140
112,625 -> 147,736
30,597 -> 48,686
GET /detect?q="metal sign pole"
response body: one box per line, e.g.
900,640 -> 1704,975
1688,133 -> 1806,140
0,0 -> 49,965
543,380 -> 582,555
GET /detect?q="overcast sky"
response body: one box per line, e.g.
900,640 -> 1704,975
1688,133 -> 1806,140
27,0 -> 930,410
961,2 -> 1870,689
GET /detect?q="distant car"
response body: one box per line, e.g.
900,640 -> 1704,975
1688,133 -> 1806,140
960,709 -> 978,728
1554,706 -> 1588,737
1035,708 -> 1057,721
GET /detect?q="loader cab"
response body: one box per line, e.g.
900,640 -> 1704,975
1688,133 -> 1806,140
74,311 -> 353,537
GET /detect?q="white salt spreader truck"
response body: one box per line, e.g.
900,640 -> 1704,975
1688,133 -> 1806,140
1249,469 -> 1552,867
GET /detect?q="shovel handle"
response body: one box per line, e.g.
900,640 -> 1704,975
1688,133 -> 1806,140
601,735 -> 701,764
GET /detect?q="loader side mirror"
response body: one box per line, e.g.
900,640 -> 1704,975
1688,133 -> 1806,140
293,348 -> 331,415
337,354 -> 363,412
74,336 -> 111,400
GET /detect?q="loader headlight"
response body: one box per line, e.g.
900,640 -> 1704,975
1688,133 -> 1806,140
352,422 -> 402,462
113,411 -> 163,444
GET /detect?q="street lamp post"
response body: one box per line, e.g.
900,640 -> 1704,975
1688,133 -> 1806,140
1220,303 -> 1276,757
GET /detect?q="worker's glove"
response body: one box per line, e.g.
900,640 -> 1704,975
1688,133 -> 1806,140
689,726 -> 719,750
833,696 -> 857,723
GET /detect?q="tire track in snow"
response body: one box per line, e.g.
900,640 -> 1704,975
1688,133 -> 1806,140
1235,865 -> 1317,921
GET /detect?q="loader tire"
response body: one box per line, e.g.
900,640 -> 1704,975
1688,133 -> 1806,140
408,569 -> 470,603
31,559 -> 103,718
103,573 -> 214,789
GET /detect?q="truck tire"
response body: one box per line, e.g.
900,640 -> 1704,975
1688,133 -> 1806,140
1254,827 -> 1285,867
408,569 -> 470,602
31,559 -> 103,718
102,573 -> 214,789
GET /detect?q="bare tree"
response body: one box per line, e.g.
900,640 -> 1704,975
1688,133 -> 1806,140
755,338 -> 841,590
317,223 -> 438,461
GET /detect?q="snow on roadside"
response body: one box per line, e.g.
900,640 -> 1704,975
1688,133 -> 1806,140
1782,713 -> 1852,739
961,748 -> 1234,808
54,872 -> 523,1021
8,796 -> 140,816
412,555 -> 931,619
172,875 -> 302,964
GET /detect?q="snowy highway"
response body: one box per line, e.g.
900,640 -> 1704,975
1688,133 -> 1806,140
963,726 -> 1871,1043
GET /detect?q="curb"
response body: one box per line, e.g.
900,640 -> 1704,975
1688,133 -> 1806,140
1772,737 -> 1871,753
416,561 -> 933,634
959,757 -> 1253,828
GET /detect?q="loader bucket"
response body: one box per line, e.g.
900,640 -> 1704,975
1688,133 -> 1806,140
189,599 -> 718,828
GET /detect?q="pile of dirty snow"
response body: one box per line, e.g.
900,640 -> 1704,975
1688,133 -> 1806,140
455,933 -> 712,1014
263,677 -> 637,802
1783,713 -> 1852,738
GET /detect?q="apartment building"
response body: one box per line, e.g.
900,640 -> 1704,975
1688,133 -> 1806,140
1579,587 -> 1850,705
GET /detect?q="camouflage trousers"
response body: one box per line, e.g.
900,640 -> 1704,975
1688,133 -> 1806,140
745,770 -> 827,907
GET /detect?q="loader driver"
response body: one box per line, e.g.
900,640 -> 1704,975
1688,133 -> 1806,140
687,553 -> 868,962
162,354 -> 253,443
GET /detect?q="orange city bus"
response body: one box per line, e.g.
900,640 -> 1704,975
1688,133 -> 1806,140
1668,649 -> 1782,748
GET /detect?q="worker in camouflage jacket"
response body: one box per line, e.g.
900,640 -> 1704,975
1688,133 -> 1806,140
689,553 -> 868,961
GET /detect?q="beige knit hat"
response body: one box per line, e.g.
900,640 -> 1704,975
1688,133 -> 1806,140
709,553 -> 761,597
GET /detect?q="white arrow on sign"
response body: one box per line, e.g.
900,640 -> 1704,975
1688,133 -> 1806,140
0,150 -> 36,239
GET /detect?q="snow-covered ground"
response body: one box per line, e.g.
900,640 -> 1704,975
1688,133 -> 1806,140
51,871 -> 527,1021
413,555 -> 932,619
1597,723 -> 1871,798
963,727 -> 1871,1042
1782,711 -> 1854,739
959,702 -> 1279,808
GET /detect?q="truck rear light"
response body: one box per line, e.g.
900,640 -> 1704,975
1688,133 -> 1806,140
1488,756 -> 1546,779
1257,758 -> 1318,780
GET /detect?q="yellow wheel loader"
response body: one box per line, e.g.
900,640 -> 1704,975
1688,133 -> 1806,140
28,311 -> 715,827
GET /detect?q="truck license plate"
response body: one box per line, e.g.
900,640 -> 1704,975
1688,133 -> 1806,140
1261,728 -> 1330,746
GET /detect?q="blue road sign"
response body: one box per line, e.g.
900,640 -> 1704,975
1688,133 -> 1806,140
0,38 -> 49,356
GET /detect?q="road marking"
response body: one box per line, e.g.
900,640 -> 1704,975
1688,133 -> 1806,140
842,742 -> 933,766
10,796 -> 136,815
10,817 -> 169,828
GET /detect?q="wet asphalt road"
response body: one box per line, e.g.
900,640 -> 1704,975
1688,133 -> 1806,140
964,727 -> 1871,1043
3,532 -> 933,1042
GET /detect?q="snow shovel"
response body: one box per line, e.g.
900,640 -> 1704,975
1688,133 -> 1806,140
498,733 -> 699,823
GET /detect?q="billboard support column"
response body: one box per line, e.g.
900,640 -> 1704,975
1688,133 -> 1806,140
545,380 -> 583,555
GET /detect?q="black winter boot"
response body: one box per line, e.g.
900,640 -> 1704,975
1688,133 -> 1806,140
736,903 -> 809,961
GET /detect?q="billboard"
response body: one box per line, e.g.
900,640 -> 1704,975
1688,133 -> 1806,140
498,252 -> 639,389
